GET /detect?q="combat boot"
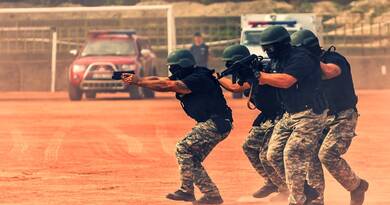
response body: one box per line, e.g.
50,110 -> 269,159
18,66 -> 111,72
304,181 -> 320,205
350,179 -> 369,205
193,194 -> 223,204
253,182 -> 278,198
166,190 -> 195,202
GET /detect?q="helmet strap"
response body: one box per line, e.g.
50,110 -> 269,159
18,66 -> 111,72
246,82 -> 257,110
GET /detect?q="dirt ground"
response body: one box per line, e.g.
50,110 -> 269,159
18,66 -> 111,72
0,90 -> 389,205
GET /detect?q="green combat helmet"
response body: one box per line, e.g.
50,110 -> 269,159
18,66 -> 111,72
167,49 -> 196,68
291,29 -> 320,48
222,45 -> 251,62
259,25 -> 291,46
291,29 -> 322,56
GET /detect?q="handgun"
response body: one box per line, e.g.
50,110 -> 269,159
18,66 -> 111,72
112,71 -> 135,80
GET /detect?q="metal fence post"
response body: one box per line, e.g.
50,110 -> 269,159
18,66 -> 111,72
51,27 -> 57,93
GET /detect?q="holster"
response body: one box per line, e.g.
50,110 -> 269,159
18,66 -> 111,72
211,115 -> 232,134
312,91 -> 328,114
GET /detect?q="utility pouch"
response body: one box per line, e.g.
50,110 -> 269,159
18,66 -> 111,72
211,115 -> 232,134
312,92 -> 328,114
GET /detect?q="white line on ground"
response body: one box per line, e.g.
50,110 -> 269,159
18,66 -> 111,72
104,125 -> 144,154
44,131 -> 66,163
156,124 -> 176,156
9,129 -> 29,160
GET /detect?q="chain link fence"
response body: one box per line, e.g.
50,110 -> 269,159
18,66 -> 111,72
0,13 -> 389,91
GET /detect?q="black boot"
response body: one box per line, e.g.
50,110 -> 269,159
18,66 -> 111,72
193,194 -> 223,204
304,181 -> 319,205
350,179 -> 369,205
166,190 -> 195,202
253,182 -> 279,198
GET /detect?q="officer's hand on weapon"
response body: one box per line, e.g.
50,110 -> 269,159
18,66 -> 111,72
122,74 -> 139,85
258,71 -> 266,85
213,72 -> 221,79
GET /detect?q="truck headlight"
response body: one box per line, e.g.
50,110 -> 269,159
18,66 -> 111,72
73,64 -> 86,73
121,64 -> 137,71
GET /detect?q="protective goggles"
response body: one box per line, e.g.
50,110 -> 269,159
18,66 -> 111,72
225,61 -> 234,68
169,64 -> 182,74
261,45 -> 276,53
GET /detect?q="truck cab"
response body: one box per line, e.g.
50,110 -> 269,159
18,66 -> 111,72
67,30 -> 156,101
234,14 -> 322,99
240,14 -> 323,57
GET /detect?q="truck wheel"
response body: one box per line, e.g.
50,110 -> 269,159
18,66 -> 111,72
142,66 -> 156,98
129,85 -> 142,99
233,92 -> 243,99
85,92 -> 96,99
142,88 -> 155,99
68,84 -> 83,101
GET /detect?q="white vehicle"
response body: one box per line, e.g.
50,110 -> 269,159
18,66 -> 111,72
240,13 -> 323,57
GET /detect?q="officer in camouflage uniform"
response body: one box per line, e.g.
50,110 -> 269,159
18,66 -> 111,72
217,45 -> 288,199
257,26 -> 328,205
122,49 -> 233,205
291,29 -> 369,205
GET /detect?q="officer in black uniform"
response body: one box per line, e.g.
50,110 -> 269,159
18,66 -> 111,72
122,49 -> 232,205
217,45 -> 288,200
291,29 -> 369,205
256,26 -> 328,205
190,32 -> 209,67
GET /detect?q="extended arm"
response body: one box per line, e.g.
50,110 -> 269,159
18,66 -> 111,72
218,77 -> 251,93
259,72 -> 297,89
122,74 -> 191,94
320,62 -> 341,80
142,76 -> 170,81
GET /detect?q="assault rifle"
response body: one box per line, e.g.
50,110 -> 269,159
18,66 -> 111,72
219,54 -> 269,85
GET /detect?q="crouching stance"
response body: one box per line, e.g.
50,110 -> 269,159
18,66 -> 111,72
122,49 -> 233,204
258,26 -> 328,205
291,29 -> 369,205
218,45 -> 287,199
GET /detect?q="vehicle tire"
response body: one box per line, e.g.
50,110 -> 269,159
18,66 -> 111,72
142,87 -> 155,99
233,92 -> 243,99
142,66 -> 156,98
68,84 -> 83,101
85,92 -> 96,99
129,85 -> 142,99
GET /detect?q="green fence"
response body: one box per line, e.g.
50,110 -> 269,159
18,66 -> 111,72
0,14 -> 388,91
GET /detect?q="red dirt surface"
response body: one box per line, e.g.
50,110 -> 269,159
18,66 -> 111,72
0,90 -> 389,205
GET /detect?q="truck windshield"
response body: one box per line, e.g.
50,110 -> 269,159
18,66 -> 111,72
81,40 -> 136,57
242,30 -> 296,46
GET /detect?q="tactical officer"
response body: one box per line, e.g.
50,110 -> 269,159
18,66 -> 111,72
217,45 -> 288,200
291,29 -> 369,205
257,25 -> 328,205
190,32 -> 209,67
122,49 -> 232,205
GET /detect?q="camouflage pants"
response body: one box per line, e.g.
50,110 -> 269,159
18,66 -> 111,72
315,109 -> 360,192
307,136 -> 325,205
176,119 -> 230,196
267,109 -> 327,205
242,120 -> 287,190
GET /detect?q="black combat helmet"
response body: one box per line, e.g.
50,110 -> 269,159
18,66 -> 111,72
291,29 -> 320,48
259,26 -> 291,59
167,49 -> 196,80
259,25 -> 291,46
222,45 -> 250,67
167,49 -> 196,68
291,29 -> 322,57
